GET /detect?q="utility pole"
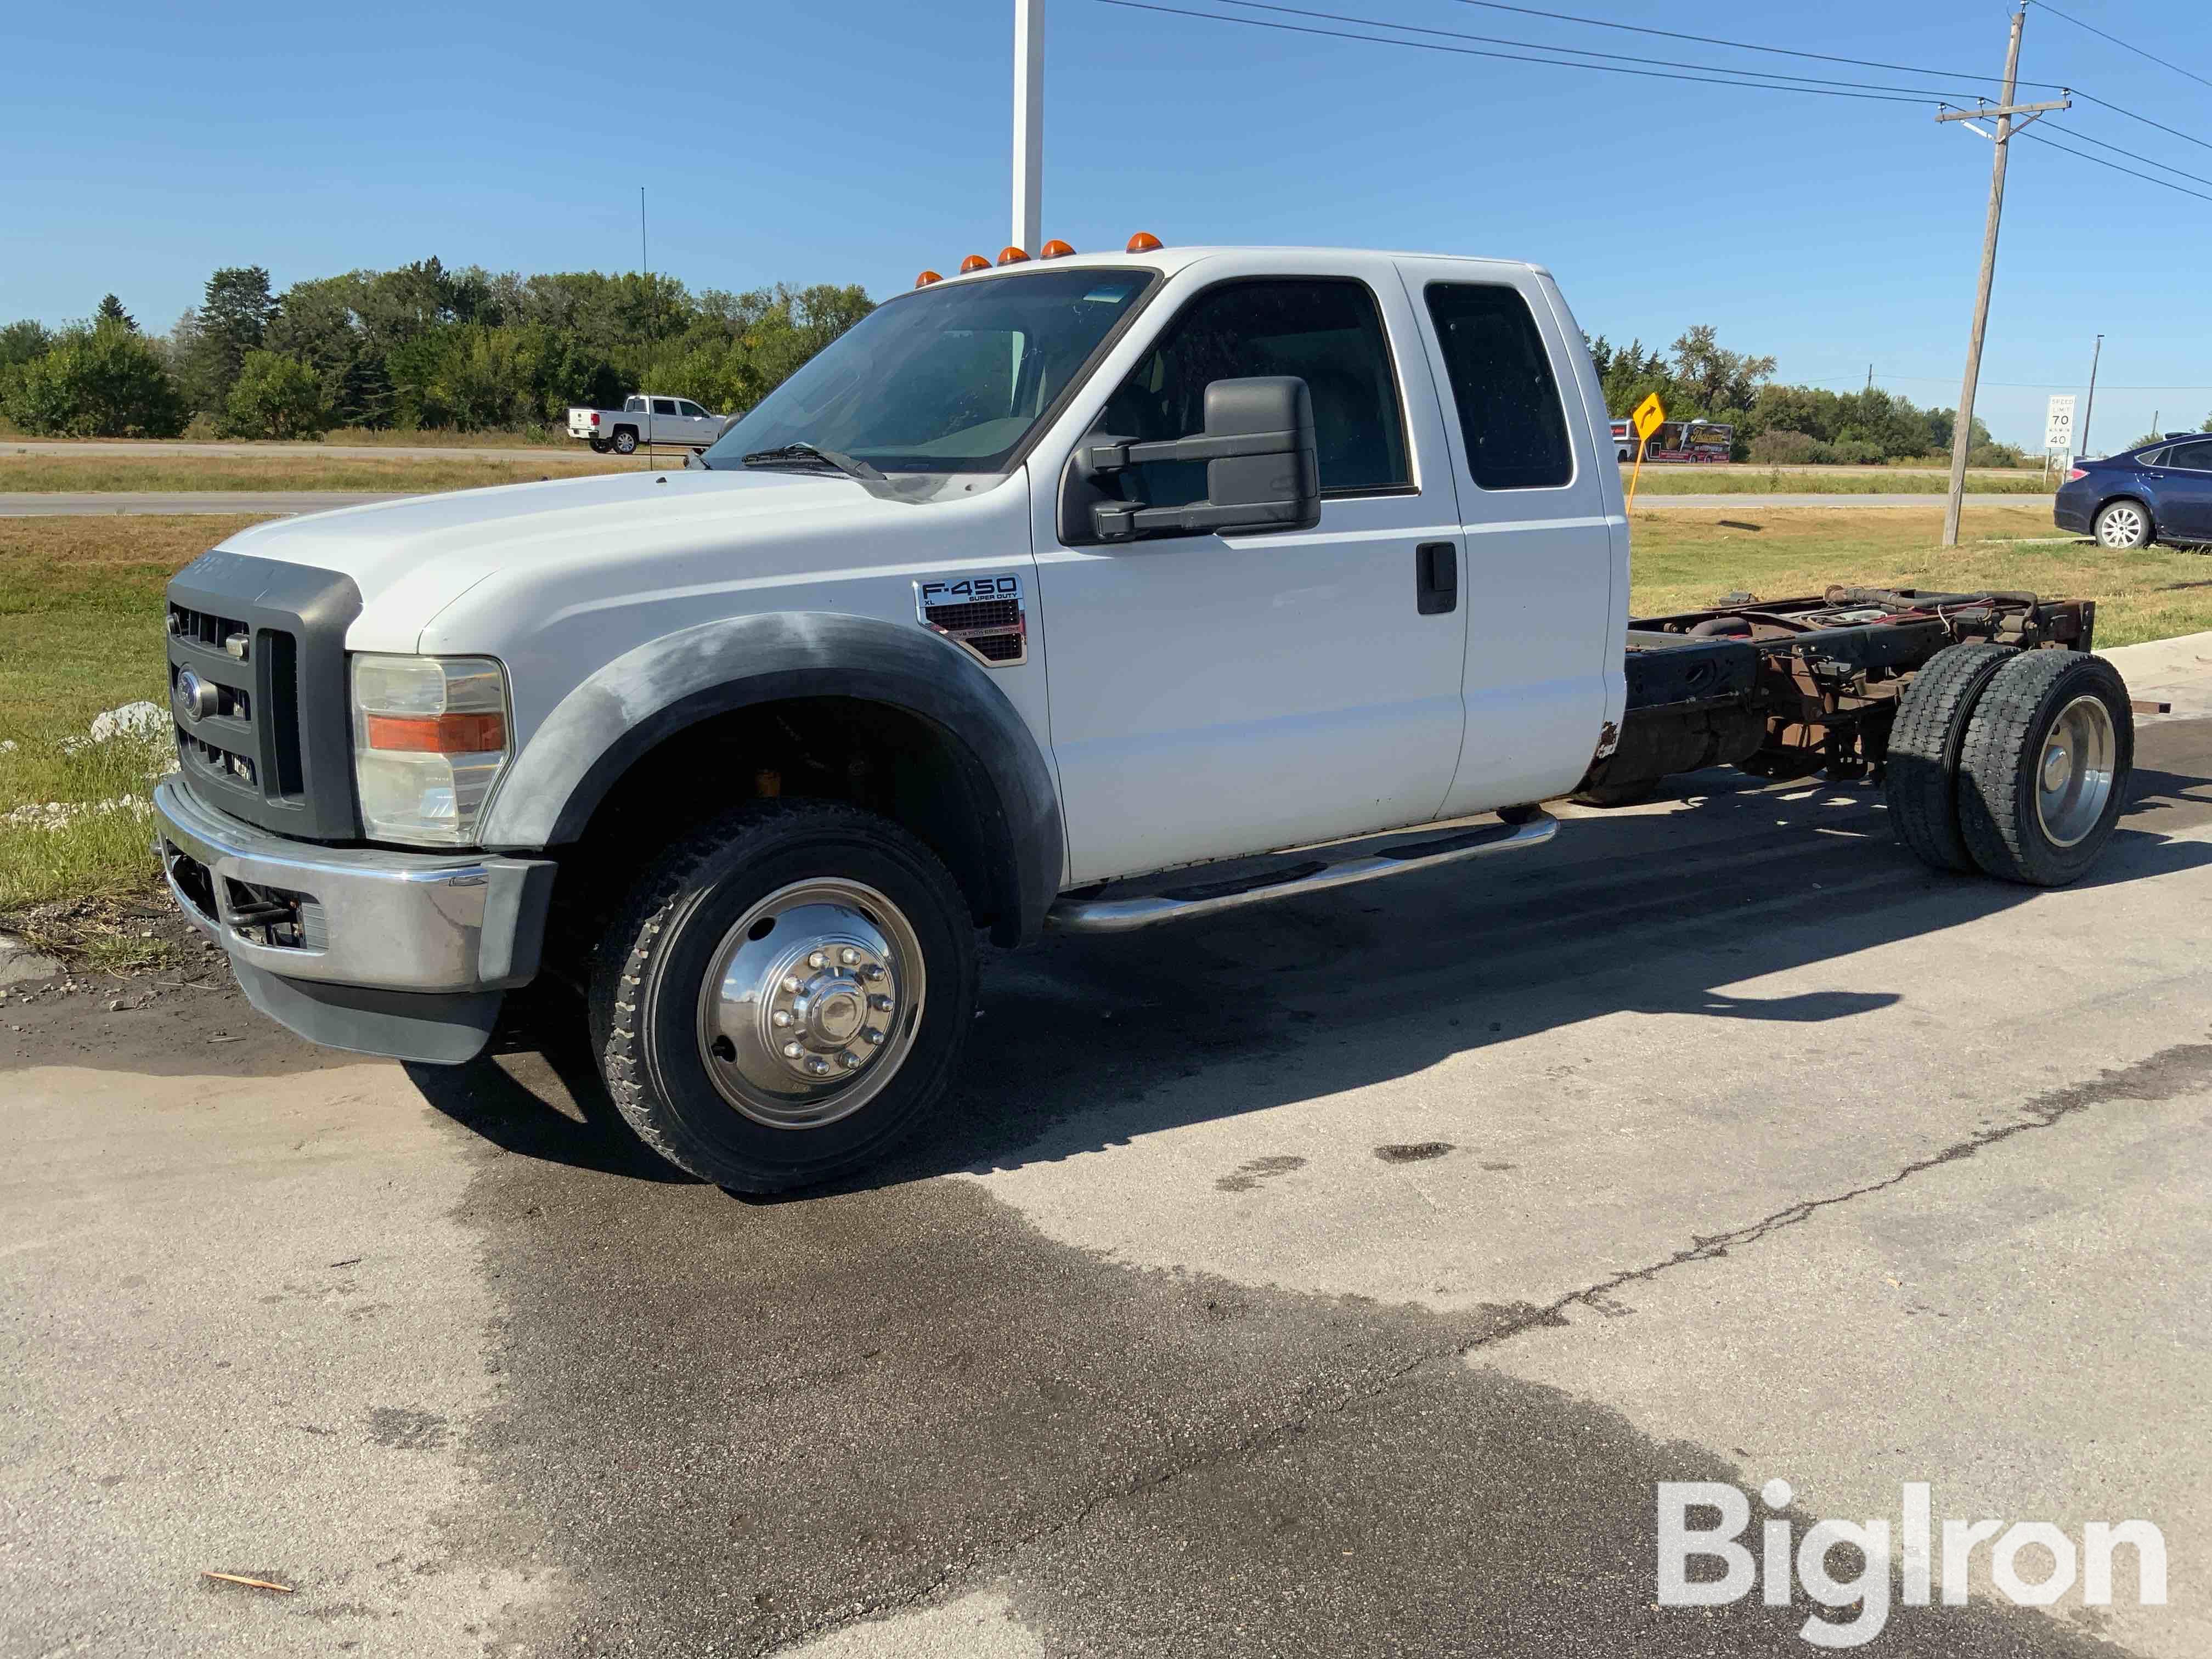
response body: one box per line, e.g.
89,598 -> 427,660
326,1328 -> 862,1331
2080,333 -> 2104,456
1013,0 -> 1043,255
1937,9 -> 2069,547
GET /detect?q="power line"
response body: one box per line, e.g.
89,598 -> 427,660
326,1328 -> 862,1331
1091,0 -> 1958,102
1441,0 -> 2068,88
2044,123 -> 2212,193
1215,0 -> 1985,100
2030,0 -> 2212,93
2015,126 -> 2212,205
2068,89 -> 2212,158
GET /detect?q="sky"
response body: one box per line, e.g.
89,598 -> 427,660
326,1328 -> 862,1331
3,0 -> 2208,450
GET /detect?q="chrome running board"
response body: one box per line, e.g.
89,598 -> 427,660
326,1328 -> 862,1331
1047,811 -> 1557,935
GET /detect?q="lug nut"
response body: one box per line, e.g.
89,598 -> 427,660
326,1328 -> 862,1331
782,976 -> 801,995
839,947 -> 859,965
864,1029 -> 885,1046
771,1009 -> 792,1028
782,1041 -> 803,1059
808,951 -> 827,970
869,994 -> 892,1012
840,1052 -> 862,1070
861,964 -> 885,981
806,1056 -> 832,1075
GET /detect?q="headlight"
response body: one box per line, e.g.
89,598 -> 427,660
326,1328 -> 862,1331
350,654 -> 511,846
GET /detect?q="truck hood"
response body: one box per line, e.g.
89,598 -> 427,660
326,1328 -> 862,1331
215,467 -> 985,645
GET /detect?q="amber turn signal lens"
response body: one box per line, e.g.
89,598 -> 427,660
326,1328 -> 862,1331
915,269 -> 943,286
958,253 -> 990,274
363,712 -> 508,754
1126,231 -> 1163,253
1039,239 -> 1075,259
997,246 -> 1031,265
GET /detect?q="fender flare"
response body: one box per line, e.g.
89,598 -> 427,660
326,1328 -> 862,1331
479,612 -> 1064,946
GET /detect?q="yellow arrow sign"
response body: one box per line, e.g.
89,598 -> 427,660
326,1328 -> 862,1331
1625,394 -> 1666,513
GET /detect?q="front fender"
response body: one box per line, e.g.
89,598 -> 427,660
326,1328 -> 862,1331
479,611 -> 1064,946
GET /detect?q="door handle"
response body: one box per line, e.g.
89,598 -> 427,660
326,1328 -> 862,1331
1415,542 -> 1458,615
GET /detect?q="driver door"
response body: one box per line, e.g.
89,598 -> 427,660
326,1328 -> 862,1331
1033,268 -> 1470,884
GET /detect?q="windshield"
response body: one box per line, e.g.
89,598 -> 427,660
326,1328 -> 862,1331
704,268 -> 1156,474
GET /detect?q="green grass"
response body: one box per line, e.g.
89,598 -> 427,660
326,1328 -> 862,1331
1630,503 -> 2212,647
0,450 -> 650,493
1623,467 -> 2053,495
0,516 -> 269,915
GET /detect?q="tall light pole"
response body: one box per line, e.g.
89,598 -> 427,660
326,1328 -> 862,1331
1013,0 -> 1043,254
2080,334 -> 2104,457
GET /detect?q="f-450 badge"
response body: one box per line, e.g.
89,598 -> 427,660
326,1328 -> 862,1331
915,574 -> 1026,667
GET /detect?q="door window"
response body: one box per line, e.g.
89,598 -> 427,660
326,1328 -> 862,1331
678,400 -> 707,419
2166,439 -> 2212,472
1096,278 -> 1410,507
652,398 -> 680,416
1423,284 -> 1574,490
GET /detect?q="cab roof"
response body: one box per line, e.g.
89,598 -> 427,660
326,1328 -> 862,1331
917,244 -> 1551,288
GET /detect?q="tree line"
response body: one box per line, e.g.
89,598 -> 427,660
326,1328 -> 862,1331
0,259 -> 873,441
7,259 -> 2192,457
1589,329 -> 2020,466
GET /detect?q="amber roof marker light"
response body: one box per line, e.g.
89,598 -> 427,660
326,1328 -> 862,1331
958,253 -> 991,274
1126,231 -> 1164,253
1039,239 -> 1075,259
914,269 -> 943,287
997,245 -> 1032,266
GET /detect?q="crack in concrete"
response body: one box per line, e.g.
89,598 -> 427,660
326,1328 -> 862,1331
895,1034 -> 2212,1626
1513,1034 -> 2212,1341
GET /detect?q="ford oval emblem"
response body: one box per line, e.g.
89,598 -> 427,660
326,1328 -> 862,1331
176,668 -> 212,723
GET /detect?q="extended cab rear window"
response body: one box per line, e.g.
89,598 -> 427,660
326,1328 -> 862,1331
1424,284 -> 1573,490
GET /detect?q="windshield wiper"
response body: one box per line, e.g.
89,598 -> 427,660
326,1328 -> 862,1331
738,442 -> 884,483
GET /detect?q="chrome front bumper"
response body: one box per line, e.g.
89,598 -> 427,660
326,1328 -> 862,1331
153,776 -> 555,995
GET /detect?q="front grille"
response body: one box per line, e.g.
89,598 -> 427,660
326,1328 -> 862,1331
165,550 -> 363,841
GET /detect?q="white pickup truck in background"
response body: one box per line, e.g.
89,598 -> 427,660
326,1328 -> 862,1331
567,393 -> 726,454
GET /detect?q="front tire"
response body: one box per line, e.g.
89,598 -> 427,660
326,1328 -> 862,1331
590,800 -> 978,1192
1957,651 -> 2133,887
2095,499 -> 2154,550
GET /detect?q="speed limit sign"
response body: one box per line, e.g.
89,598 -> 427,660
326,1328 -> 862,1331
2046,394 -> 2077,450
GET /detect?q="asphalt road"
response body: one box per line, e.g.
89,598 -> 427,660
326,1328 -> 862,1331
6,720 -> 2209,1657
0,490 -> 2052,518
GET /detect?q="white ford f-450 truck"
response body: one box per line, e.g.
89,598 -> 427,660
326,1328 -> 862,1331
156,241 -> 2134,1192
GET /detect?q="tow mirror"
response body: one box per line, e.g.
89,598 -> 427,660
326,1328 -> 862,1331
1081,376 -> 1320,541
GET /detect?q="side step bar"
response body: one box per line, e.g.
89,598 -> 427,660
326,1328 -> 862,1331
1047,811 -> 1557,935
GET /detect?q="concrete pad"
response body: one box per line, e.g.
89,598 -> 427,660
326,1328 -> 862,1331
782,1587 -> 1043,1657
2102,629 -> 2212,723
0,1060 -> 555,1656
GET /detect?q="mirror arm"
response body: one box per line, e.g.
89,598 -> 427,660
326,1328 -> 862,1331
1082,428 -> 1305,475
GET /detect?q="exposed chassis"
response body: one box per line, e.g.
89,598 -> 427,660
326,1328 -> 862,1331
1579,585 -> 2100,800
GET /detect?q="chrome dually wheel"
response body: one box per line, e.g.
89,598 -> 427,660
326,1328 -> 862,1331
695,878 -> 926,1129
591,799 -> 978,1193
2034,693 -> 2117,849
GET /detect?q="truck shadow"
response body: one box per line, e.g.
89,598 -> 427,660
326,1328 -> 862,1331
413,731 -> 2212,1194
